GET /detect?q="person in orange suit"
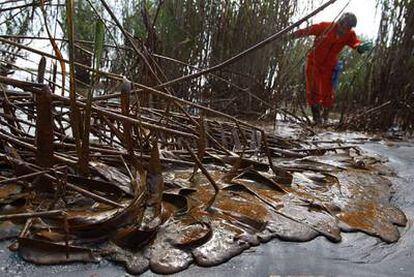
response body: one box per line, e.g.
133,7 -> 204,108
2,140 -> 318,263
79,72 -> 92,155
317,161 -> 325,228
292,13 -> 372,124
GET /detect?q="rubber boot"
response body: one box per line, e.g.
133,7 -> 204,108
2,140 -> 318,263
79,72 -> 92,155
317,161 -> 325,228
311,105 -> 321,125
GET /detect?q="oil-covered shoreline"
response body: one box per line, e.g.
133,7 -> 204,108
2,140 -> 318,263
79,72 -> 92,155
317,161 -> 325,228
1,129 -> 412,276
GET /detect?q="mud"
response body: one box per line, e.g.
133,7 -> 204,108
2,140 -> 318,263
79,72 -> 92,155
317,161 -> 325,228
1,132 -> 413,276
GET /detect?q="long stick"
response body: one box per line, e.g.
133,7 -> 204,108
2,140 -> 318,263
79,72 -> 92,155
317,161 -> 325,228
0,166 -> 67,186
0,210 -> 64,221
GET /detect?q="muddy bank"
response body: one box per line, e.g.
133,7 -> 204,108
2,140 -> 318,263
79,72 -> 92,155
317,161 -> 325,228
0,132 -> 413,276
177,138 -> 414,277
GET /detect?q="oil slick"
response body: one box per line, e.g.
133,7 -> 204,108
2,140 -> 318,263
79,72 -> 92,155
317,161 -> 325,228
0,141 -> 406,275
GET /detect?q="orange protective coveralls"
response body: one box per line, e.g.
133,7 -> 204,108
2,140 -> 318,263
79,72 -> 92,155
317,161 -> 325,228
295,22 -> 361,107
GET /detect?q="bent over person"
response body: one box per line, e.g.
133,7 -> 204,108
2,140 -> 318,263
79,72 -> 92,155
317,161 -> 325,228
292,12 -> 372,124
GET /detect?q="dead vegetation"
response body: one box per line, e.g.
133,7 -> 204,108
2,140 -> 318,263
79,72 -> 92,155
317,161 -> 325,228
0,66 -> 407,273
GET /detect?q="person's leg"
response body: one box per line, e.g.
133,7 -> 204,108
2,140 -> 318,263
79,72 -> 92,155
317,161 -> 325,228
306,61 -> 322,124
320,68 -> 335,122
311,104 -> 321,124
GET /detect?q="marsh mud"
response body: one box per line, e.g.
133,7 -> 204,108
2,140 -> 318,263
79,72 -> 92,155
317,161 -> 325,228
0,127 -> 412,276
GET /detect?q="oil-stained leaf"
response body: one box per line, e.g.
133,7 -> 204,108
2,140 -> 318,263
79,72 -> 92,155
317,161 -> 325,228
112,225 -> 157,250
162,192 -> 189,217
146,138 -> 164,216
169,221 -> 212,249
235,168 -> 287,193
66,174 -> 127,199
90,161 -> 133,195
18,237 -> 99,264
65,190 -> 145,238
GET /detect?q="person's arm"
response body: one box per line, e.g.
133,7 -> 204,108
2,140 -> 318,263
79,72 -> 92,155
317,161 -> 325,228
291,23 -> 326,39
347,31 -> 362,49
347,31 -> 373,54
